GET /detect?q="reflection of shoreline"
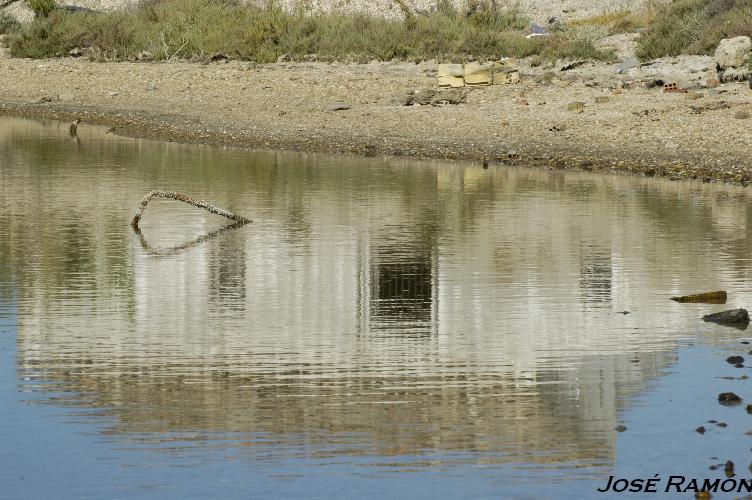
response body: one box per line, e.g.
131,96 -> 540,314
17,354 -> 664,467
133,221 -> 249,257
6,116 -> 752,479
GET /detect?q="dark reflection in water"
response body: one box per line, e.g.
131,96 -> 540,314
580,244 -> 612,305
367,238 -> 437,335
2,117 -> 752,499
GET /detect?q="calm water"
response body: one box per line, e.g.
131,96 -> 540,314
2,116 -> 752,499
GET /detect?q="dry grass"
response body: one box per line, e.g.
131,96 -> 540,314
568,2 -> 661,34
7,0 -> 614,62
636,0 -> 752,60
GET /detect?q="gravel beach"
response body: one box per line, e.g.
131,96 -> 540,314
1,42 -> 751,184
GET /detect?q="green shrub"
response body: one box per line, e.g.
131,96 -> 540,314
0,12 -> 22,34
636,0 -> 752,60
7,0 -> 613,62
29,0 -> 57,18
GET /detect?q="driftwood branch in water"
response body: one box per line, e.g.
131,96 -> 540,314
131,191 -> 251,229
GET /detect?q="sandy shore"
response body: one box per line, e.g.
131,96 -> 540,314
1,45 -> 752,184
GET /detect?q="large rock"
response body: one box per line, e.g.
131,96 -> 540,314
719,392 -> 742,406
702,308 -> 750,325
615,57 -> 639,74
625,56 -> 716,88
714,36 -> 751,70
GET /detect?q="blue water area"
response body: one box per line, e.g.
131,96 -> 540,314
3,116 -> 752,499
0,311 -> 597,500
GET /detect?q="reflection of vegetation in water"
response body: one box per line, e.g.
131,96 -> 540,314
208,225 -> 248,312
367,238 -> 436,334
579,243 -> 612,305
3,116 -> 752,311
16,351 -> 671,465
634,186 -> 752,285
5,117 -> 752,471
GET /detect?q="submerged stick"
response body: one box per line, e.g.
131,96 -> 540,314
131,191 -> 251,229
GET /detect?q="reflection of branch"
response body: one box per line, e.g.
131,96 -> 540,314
131,191 -> 251,229
133,221 -> 247,257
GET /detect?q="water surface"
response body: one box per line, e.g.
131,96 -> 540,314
2,117 -> 752,499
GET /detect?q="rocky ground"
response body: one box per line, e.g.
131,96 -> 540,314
1,36 -> 751,185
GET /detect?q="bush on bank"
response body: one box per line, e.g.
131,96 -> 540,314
635,0 -> 752,60
6,0 -> 613,62
0,11 -> 22,33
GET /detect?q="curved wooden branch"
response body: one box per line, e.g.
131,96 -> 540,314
131,191 -> 251,229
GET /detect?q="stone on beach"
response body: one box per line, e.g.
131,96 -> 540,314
624,55 -> 716,88
615,57 -> 638,74
713,37 -> 751,83
714,36 -> 751,70
703,308 -> 750,325
726,356 -> 744,365
718,392 -> 742,405
392,89 -> 465,106
326,102 -> 351,111
567,101 -> 585,113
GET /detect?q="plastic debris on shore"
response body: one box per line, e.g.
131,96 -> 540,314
438,59 -> 520,88
526,24 -> 549,39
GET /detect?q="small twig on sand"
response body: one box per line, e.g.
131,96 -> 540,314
130,191 -> 251,229
168,39 -> 189,62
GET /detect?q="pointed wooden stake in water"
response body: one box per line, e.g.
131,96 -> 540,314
131,191 -> 251,229
670,290 -> 727,304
